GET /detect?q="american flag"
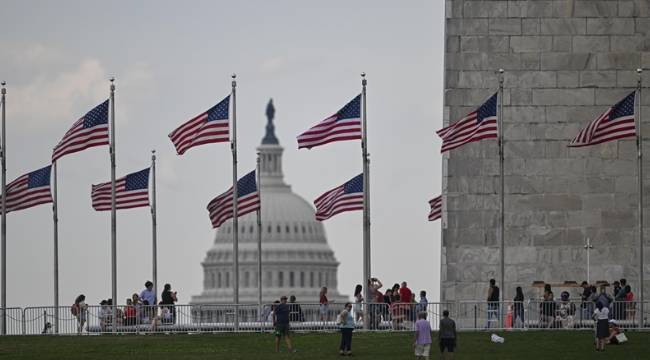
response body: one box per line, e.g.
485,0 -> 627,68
569,91 -> 636,147
314,174 -> 364,221
169,95 -> 230,155
428,195 -> 441,221
207,170 -> 260,229
297,95 -> 362,149
436,92 -> 498,152
2,165 -> 52,213
91,168 -> 150,211
52,100 -> 109,161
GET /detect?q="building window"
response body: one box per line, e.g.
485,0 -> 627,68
278,271 -> 284,287
250,225 -> 254,233
217,272 -> 222,288
226,272 -> 230,288
302,225 -> 306,234
244,272 -> 250,288
277,225 -> 281,233
268,225 -> 272,233
289,272 -> 295,287
286,225 -> 290,233
300,272 -> 305,288
310,272 -> 314,288
318,272 -> 322,287
325,272 -> 329,287
210,272 -> 215,288
266,271 -> 273,287
241,226 -> 245,234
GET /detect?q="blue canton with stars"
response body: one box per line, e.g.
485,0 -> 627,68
28,165 -> 52,188
335,95 -> 361,120
206,96 -> 230,122
477,93 -> 497,124
343,174 -> 363,194
609,92 -> 635,120
83,100 -> 109,128
236,170 -> 258,197
125,168 -> 150,190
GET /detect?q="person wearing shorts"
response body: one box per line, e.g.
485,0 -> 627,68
414,312 -> 432,360
438,310 -> 457,359
273,296 -> 295,353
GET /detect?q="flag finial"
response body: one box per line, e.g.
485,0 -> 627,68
152,149 -> 156,161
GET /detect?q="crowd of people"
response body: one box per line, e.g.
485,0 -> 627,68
71,281 -> 178,333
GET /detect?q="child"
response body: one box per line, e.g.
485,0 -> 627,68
414,312 -> 432,360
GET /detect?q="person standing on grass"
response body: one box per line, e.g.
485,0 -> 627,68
413,311 -> 432,360
72,294 -> 88,334
438,310 -> 457,360
337,302 -> 355,356
274,296 -> 295,353
353,284 -> 363,323
593,301 -> 609,352
319,287 -> 329,321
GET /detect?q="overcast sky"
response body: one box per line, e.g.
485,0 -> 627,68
1,0 -> 443,307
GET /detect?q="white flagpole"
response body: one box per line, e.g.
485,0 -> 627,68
256,153 -> 262,314
498,69 -> 505,309
637,68 -> 644,327
230,74 -> 239,331
1,81 -> 6,335
361,73 -> 371,330
53,161 -> 59,334
151,150 -> 158,302
109,78 -> 117,332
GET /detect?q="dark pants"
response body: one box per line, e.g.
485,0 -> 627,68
340,328 -> 353,351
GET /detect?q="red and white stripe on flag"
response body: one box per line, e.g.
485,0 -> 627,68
568,91 -> 636,147
428,195 -> 441,221
91,179 -> 149,211
207,191 -> 260,229
436,93 -> 498,153
3,165 -> 53,213
169,96 -> 230,155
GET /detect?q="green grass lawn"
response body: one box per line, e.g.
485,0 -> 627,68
0,331 -> 648,359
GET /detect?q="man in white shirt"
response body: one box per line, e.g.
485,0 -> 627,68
140,281 -> 156,305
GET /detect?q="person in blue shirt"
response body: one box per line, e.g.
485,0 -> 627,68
273,296 -> 295,353
337,302 -> 355,356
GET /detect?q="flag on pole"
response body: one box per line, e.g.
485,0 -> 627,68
207,170 -> 260,229
2,165 -> 53,213
568,92 -> 636,147
91,168 -> 150,211
52,100 -> 109,161
436,93 -> 498,152
428,195 -> 442,221
314,174 -> 364,221
169,95 -> 230,155
297,95 -> 362,149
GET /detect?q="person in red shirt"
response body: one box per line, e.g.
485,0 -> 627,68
124,298 -> 137,326
399,282 -> 414,322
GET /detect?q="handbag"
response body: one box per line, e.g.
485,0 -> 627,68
614,333 -> 628,343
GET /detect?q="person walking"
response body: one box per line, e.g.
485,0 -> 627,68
273,296 -> 295,353
438,310 -> 457,360
353,284 -> 363,322
414,311 -> 432,360
337,302 -> 355,356
160,283 -> 178,324
513,286 -> 525,328
319,287 -> 329,321
72,294 -> 88,334
486,279 -> 500,328
593,302 -> 609,352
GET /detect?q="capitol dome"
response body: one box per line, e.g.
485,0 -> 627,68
191,99 -> 348,304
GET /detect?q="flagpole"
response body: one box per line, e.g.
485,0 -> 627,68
151,150 -> 158,302
109,78 -> 117,332
53,161 -> 59,334
498,69 -> 505,311
637,68 -> 644,328
256,153 -> 262,314
1,81 -> 6,336
230,74 -> 239,331
361,73 -> 371,330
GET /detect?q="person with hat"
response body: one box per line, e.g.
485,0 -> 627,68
273,296 -> 295,353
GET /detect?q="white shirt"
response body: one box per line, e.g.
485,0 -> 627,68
594,307 -> 609,320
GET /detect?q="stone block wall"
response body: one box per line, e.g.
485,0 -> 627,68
443,0 -> 650,301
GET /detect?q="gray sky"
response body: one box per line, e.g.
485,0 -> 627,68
1,0 -> 443,307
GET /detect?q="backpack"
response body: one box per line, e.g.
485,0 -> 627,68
70,303 -> 79,316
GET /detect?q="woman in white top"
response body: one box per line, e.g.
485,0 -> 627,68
593,302 -> 610,352
353,284 -> 363,322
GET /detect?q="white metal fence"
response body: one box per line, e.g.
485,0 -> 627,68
2,300 -> 648,335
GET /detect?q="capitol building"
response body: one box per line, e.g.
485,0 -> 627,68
191,100 -> 348,304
